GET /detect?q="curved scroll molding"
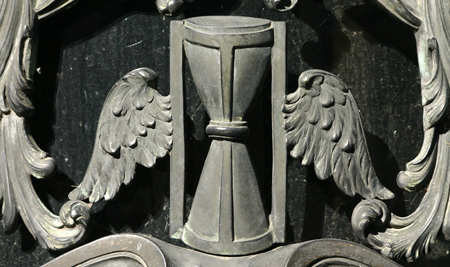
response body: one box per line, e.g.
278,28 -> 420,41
34,0 -> 184,17
310,258 -> 370,267
284,239 -> 400,267
376,0 -> 421,29
44,235 -> 399,267
43,234 -> 166,267
0,0 -> 90,250
352,0 -> 450,262
33,0 -> 78,19
0,113 -> 91,250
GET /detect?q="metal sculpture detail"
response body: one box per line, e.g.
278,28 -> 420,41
170,16 -> 287,255
284,70 -> 394,200
0,0 -> 173,250
69,68 -> 173,203
0,0 -> 89,250
0,0 -> 442,263
351,0 -> 450,262
43,235 -> 400,267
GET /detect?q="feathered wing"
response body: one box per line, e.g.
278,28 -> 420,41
283,70 -> 394,200
69,68 -> 173,203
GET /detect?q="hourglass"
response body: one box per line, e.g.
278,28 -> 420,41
170,16 -> 286,255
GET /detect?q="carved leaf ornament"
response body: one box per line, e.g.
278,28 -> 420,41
0,0 -> 93,250
351,0 -> 450,262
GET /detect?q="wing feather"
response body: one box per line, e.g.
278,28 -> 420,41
284,70 -> 394,200
69,68 -> 172,202
315,137 -> 330,180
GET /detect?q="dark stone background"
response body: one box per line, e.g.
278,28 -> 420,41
1,0 -> 449,266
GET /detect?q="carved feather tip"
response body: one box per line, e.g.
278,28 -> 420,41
376,188 -> 395,200
68,188 -> 87,201
123,67 -> 158,83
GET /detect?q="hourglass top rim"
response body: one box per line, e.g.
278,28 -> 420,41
185,16 -> 272,34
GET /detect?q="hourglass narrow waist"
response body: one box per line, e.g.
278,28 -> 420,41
206,120 -> 249,141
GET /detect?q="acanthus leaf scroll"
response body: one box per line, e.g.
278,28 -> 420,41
351,0 -> 450,262
0,0 -> 90,250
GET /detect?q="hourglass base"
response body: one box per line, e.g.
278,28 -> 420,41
181,140 -> 273,255
182,224 -> 273,255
